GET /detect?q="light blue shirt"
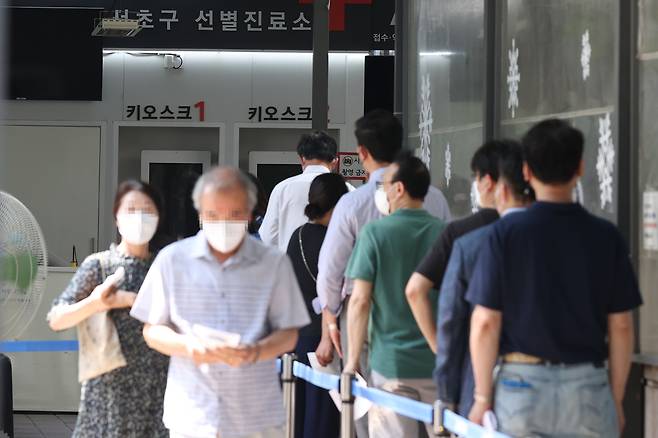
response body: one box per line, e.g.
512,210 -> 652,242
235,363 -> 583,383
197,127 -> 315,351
316,167 -> 452,314
131,232 -> 310,438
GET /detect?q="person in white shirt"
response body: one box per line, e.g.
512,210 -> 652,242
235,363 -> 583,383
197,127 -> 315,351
259,131 -> 339,251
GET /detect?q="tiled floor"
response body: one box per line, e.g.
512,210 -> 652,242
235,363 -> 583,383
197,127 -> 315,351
12,413 -> 77,438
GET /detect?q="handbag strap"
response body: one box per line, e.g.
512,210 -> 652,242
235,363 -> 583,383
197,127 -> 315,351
90,252 -> 108,284
298,224 -> 317,283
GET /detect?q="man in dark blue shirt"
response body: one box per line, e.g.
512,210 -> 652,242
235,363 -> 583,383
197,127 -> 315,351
434,141 -> 533,417
466,119 -> 642,437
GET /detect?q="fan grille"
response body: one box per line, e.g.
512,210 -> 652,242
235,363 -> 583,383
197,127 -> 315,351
0,191 -> 48,340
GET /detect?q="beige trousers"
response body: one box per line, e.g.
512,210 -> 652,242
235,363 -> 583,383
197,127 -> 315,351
368,371 -> 437,438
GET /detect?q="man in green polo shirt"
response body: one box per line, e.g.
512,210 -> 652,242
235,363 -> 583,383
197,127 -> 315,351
343,151 -> 445,438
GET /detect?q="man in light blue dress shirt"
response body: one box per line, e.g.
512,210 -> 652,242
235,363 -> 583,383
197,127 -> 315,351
131,167 -> 310,438
314,110 -> 451,437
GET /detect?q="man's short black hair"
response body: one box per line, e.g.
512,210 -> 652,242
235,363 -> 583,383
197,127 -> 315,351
470,140 -> 514,181
355,109 -> 402,163
391,150 -> 431,201
498,141 -> 536,202
522,118 -> 584,184
296,131 -> 338,162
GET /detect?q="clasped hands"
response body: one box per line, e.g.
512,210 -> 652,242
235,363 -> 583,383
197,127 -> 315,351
187,337 -> 260,368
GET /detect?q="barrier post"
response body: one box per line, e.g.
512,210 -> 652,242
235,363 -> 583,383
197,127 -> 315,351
0,354 -> 13,438
432,400 -> 451,437
340,372 -> 355,438
282,354 -> 296,438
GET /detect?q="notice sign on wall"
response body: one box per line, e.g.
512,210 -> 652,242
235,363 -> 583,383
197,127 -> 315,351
643,191 -> 658,251
248,106 -> 312,122
125,101 -> 206,121
338,152 -> 366,181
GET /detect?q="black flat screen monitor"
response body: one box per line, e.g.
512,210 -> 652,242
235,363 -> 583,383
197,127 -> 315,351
257,164 -> 302,198
8,7 -> 103,101
148,162 -> 203,241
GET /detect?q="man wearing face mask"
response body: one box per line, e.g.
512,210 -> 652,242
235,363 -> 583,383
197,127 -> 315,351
433,141 -> 534,418
315,112 -> 450,434
343,151 -> 446,438
130,167 -> 310,438
405,140 -> 510,354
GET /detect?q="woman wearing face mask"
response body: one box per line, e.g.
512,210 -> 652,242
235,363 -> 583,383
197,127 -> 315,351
286,173 -> 348,438
48,180 -> 169,438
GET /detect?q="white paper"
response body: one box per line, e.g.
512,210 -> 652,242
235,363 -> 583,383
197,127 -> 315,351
192,324 -> 241,374
307,353 -> 372,420
192,324 -> 241,347
483,410 -> 498,431
107,266 -> 125,287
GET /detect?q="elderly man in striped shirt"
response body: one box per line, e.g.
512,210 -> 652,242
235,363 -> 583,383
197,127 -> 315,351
131,167 -> 310,438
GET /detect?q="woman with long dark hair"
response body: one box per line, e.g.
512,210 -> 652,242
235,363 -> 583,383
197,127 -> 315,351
286,172 -> 348,438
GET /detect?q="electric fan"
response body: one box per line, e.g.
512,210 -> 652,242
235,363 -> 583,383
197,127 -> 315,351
0,191 -> 48,340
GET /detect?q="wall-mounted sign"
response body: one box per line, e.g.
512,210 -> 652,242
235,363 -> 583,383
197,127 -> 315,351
248,106 -> 312,123
338,152 -> 366,181
11,0 -> 394,51
125,101 -> 206,121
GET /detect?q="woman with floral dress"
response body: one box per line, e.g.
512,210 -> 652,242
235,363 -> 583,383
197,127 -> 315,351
48,180 -> 169,437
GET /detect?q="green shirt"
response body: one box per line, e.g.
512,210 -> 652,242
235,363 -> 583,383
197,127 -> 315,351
346,208 -> 445,379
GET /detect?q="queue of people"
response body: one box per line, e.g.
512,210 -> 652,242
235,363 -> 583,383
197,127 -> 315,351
47,109 -> 641,438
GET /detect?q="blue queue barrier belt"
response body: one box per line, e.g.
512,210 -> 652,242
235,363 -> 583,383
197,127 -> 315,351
292,361 -> 340,391
443,410 -> 509,438
351,383 -> 434,424
2,348 -> 509,437
283,357 -> 510,438
0,340 -> 78,353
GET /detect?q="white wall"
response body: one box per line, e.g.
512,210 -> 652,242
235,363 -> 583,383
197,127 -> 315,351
2,51 -> 366,250
0,125 -> 102,265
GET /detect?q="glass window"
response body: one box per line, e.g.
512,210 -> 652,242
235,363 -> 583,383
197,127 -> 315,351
406,0 -> 485,218
499,0 -> 619,223
639,0 -> 658,54
638,0 -> 658,356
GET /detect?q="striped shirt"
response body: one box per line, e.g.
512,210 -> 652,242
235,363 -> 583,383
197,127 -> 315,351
131,232 -> 310,438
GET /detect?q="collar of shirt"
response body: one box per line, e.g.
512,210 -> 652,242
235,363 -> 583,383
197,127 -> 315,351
390,207 -> 429,218
501,207 -> 527,217
190,231 -> 261,267
303,164 -> 331,175
368,167 -> 388,185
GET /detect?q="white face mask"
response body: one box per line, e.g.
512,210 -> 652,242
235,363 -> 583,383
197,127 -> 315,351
117,212 -> 158,245
203,220 -> 248,253
374,187 -> 391,216
470,181 -> 482,213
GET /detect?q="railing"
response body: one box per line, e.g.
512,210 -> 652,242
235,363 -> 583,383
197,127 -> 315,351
0,341 -> 510,438
279,353 -> 510,438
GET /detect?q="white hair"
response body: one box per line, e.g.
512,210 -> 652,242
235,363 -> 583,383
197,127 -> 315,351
192,166 -> 258,212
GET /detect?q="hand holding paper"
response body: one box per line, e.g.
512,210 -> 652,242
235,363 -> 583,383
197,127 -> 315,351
307,352 -> 372,420
189,324 -> 243,371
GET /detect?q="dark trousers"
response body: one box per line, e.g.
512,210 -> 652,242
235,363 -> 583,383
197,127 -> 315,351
294,335 -> 340,438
